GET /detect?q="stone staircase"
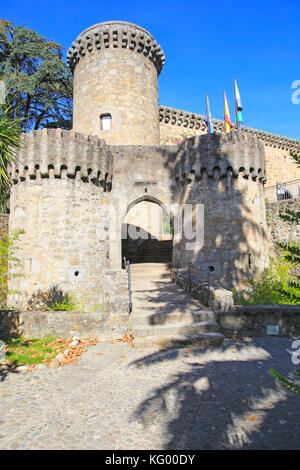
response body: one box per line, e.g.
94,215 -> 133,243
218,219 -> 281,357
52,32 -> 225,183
124,239 -> 172,264
128,263 -> 224,349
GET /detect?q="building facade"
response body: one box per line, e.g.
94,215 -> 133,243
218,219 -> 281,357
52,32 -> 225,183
6,21 -> 297,317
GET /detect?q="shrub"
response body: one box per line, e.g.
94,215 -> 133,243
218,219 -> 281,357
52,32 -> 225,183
0,228 -> 24,308
49,294 -> 78,312
233,252 -> 300,305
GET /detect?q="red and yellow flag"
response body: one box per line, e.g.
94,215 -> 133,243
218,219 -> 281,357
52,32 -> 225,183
223,90 -> 232,133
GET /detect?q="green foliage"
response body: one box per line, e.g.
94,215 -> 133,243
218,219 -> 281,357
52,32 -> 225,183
269,368 -> 300,395
162,210 -> 172,235
0,228 -> 24,308
0,102 -> 23,211
4,335 -> 68,366
290,150 -> 300,167
49,294 -> 78,312
233,253 -> 300,305
277,197 -> 300,297
0,19 -> 72,132
279,208 -> 300,224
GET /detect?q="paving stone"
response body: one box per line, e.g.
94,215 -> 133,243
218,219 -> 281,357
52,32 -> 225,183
0,337 -> 299,449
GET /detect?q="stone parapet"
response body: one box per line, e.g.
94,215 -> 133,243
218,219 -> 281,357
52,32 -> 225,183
159,105 -> 300,152
173,130 -> 266,182
9,129 -> 112,187
67,21 -> 165,76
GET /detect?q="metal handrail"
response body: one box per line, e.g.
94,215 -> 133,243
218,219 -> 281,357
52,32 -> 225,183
123,257 -> 132,313
265,179 -> 300,203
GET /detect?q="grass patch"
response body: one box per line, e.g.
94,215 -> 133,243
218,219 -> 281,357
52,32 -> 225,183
3,335 -> 69,367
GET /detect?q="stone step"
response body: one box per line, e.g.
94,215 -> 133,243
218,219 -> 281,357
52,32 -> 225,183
131,320 -> 218,337
132,332 -> 224,349
129,309 -> 215,326
130,262 -> 171,272
127,262 -> 223,350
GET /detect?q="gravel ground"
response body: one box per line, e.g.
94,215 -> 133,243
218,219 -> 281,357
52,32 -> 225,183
0,336 -> 299,450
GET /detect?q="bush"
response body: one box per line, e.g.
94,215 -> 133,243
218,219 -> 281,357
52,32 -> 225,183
0,228 -> 24,308
233,252 -> 300,305
49,294 -> 78,312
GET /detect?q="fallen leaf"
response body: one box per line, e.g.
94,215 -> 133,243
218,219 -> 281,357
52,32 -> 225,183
120,355 -> 126,358
112,334 -> 134,346
247,416 -> 259,422
97,352 -> 104,356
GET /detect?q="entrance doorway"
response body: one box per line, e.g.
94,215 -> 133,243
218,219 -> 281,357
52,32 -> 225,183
121,198 -> 173,265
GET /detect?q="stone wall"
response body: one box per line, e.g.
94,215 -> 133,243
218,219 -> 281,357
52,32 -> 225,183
267,197 -> 300,247
70,21 -> 164,145
8,128 -> 268,311
170,132 -> 269,292
216,305 -> 300,338
7,129 -> 126,312
107,144 -> 177,269
0,214 -> 8,237
2,305 -> 299,341
0,307 -> 130,341
159,105 -> 300,188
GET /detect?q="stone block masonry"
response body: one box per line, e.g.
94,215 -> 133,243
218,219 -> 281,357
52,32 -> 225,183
69,21 -> 164,145
159,105 -> 300,187
8,129 -> 117,313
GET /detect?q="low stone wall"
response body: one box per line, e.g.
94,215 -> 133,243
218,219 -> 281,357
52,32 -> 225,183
0,308 -> 130,340
217,305 -> 300,338
2,305 -> 299,342
171,268 -> 234,312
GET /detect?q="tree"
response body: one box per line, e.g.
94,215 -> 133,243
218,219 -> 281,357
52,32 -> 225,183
276,151 -> 300,302
0,102 -> 22,212
269,151 -> 300,395
0,19 -> 72,132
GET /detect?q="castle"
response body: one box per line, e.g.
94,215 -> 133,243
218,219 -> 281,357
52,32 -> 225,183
6,21 -> 300,323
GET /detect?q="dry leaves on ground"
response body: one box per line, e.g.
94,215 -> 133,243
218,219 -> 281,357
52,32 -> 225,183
60,339 -> 88,366
87,338 -> 100,346
247,416 -> 259,422
112,334 -> 134,347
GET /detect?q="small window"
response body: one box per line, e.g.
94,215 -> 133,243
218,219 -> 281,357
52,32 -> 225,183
100,114 -> 112,131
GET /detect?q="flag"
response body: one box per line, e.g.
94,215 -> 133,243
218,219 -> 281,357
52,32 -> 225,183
223,89 -> 232,133
234,79 -> 243,129
205,95 -> 214,133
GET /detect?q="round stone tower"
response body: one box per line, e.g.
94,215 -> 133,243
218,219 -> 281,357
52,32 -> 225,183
67,21 -> 165,145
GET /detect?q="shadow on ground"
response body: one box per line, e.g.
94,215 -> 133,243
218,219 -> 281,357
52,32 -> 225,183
130,338 -> 300,450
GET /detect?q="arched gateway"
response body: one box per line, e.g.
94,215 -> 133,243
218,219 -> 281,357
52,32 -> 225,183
121,196 -> 173,265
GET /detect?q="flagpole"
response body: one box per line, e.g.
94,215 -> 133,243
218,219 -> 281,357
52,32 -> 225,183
205,94 -> 214,134
234,78 -> 243,130
223,89 -> 226,133
234,79 -> 238,129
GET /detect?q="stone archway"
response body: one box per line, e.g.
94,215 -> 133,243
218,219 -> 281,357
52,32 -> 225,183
121,196 -> 173,266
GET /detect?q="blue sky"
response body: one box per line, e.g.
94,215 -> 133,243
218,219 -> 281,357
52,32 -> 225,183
2,0 -> 299,139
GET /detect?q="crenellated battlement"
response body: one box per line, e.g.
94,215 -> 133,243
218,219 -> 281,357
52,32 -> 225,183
159,105 -> 300,152
67,21 -> 165,76
173,130 -> 266,182
9,128 -> 113,187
